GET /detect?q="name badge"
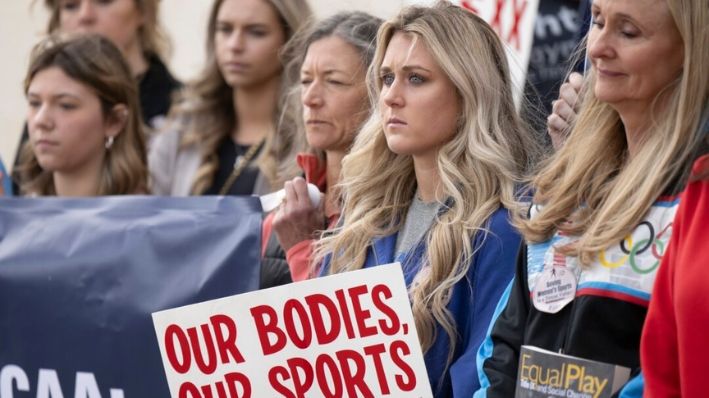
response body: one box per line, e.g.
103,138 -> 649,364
532,266 -> 577,314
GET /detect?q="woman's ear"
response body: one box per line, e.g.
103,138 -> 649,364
105,104 -> 129,141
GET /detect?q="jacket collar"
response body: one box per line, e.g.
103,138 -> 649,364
296,153 -> 327,191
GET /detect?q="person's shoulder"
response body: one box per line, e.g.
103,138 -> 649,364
145,55 -> 182,90
485,206 -> 518,237
690,153 -> 709,181
148,117 -> 193,178
468,207 -> 520,283
468,206 -> 521,259
152,115 -> 190,142
149,122 -> 180,151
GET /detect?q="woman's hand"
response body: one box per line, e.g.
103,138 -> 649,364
272,176 -> 325,251
547,72 -> 583,150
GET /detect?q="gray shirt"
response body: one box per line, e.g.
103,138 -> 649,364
395,195 -> 441,257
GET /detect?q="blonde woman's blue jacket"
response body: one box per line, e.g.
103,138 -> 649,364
321,207 -> 520,397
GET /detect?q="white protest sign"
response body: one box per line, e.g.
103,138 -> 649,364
152,263 -> 433,398
404,0 -> 540,105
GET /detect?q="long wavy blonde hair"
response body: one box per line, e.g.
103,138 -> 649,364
170,0 -> 312,195
518,0 -> 708,264
42,0 -> 171,59
18,34 -> 148,196
314,1 -> 536,365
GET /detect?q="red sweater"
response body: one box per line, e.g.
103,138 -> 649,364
641,155 -> 709,397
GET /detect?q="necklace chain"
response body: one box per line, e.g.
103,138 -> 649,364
218,140 -> 264,195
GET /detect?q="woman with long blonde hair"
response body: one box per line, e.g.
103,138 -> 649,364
149,0 -> 312,196
18,34 -> 148,196
476,0 -> 707,396
314,2 -> 536,395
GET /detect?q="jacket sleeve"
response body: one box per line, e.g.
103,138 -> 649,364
474,243 -> 530,398
261,212 -> 275,256
639,203 -> 682,398
262,211 -> 316,282
147,127 -> 179,195
285,239 -> 315,281
448,214 -> 520,397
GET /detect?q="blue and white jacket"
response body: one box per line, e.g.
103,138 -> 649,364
474,198 -> 681,398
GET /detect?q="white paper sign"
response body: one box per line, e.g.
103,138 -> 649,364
152,263 -> 433,398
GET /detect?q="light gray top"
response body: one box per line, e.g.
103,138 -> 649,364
148,120 -> 272,196
395,195 -> 441,256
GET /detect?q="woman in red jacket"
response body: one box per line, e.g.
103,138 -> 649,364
641,141 -> 709,397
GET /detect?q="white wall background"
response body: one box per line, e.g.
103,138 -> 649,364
0,0 -> 406,170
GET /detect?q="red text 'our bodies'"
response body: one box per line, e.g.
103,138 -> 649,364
162,283 -> 418,397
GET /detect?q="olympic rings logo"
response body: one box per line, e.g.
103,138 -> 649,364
599,221 -> 672,274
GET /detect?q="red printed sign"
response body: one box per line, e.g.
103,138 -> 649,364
152,263 -> 433,397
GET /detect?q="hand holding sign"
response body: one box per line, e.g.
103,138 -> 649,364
260,180 -> 321,213
152,263 -> 433,398
271,177 -> 326,251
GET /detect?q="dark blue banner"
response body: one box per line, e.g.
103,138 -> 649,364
0,196 -> 262,397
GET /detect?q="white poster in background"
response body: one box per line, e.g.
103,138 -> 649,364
404,0 -> 540,105
152,263 -> 433,398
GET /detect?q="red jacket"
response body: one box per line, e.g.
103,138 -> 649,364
261,153 -> 338,281
641,155 -> 709,397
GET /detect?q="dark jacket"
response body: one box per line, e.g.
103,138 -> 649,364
474,197 -> 683,398
138,55 -> 180,126
260,229 -> 293,289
